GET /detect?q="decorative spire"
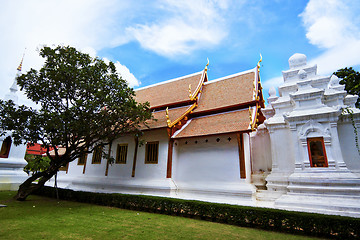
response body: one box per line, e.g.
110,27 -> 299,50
257,54 -> 262,73
205,58 -> 209,72
17,50 -> 26,72
166,107 -> 171,127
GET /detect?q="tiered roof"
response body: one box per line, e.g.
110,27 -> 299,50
135,58 -> 265,138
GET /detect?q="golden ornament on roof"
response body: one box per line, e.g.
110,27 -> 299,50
165,107 -> 171,127
257,54 -> 262,72
205,58 -> 209,72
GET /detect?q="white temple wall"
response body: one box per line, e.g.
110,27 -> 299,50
173,133 -> 243,189
250,127 -> 272,173
107,135 -> 137,178
244,133 -> 252,183
134,128 -> 169,179
338,121 -> 360,172
80,146 -> 108,177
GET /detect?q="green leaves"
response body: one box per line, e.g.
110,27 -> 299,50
0,45 -> 152,194
334,67 -> 360,108
24,155 -> 51,175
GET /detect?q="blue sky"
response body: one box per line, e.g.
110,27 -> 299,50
1,0 -> 359,106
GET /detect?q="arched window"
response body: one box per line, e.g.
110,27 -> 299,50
0,136 -> 12,158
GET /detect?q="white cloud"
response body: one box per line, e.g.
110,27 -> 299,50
301,0 -> 360,75
103,58 -> 140,87
126,0 -> 229,57
114,62 -> 140,88
0,0 -> 134,102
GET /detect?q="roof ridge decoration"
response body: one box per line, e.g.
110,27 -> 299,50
165,59 -> 209,134
257,54 -> 262,73
249,54 -> 265,130
189,58 -> 209,101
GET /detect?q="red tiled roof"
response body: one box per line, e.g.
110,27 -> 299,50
135,72 -> 203,109
173,109 -> 250,138
26,143 -> 54,155
140,105 -> 193,130
194,71 -> 256,114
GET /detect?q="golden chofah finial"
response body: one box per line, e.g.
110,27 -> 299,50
188,84 -> 192,99
166,107 -> 171,127
257,53 -> 262,72
248,106 -> 252,121
205,58 -> 209,72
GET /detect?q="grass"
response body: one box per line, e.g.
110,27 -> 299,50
0,191 -> 321,240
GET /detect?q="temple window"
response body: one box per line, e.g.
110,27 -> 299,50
78,152 -> 88,165
92,145 -> 103,164
116,144 -> 128,164
145,141 -> 159,164
0,136 -> 12,158
307,137 -> 328,167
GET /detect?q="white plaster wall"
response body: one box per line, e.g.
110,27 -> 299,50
250,129 -> 272,172
338,122 -> 360,171
134,128 -> 169,179
106,135 -> 136,178
66,157 -> 85,176
173,133 -> 243,188
62,129 -> 169,182
244,133 -> 252,183
269,127 -> 294,172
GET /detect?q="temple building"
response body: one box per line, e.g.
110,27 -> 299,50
3,52 -> 359,217
55,58 -> 267,205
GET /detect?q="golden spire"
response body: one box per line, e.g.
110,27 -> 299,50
257,54 -> 262,73
17,49 -> 26,71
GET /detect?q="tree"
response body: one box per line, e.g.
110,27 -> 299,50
334,67 -> 360,108
0,45 -> 152,201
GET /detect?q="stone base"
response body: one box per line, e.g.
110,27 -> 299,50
0,170 -> 28,191
275,193 -> 360,218
50,176 -> 256,206
173,181 -> 256,206
274,170 -> 360,218
46,176 -> 177,197
265,171 -> 291,193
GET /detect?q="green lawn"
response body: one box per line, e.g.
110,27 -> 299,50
0,191 -> 320,240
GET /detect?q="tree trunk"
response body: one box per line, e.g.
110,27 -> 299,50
14,170 -> 57,201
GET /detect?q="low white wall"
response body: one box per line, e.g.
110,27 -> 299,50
338,122 -> 360,171
250,127 -> 272,173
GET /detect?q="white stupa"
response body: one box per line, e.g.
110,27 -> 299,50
0,57 -> 28,190
262,53 -> 360,217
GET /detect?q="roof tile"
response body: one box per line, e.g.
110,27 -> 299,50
173,109 -> 250,138
135,72 -> 203,109
194,71 -> 255,113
